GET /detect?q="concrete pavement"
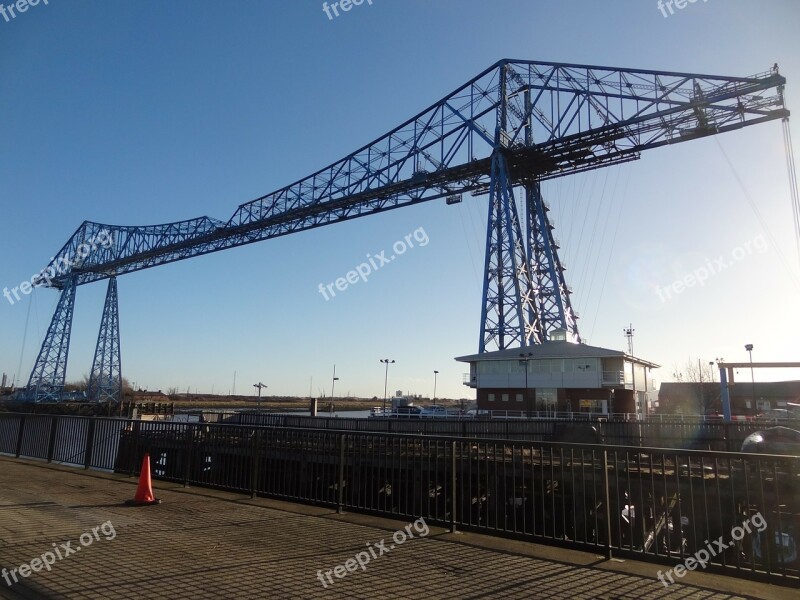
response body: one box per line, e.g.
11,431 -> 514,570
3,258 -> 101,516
0,457 -> 796,599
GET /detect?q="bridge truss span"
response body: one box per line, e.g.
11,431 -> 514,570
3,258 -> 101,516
19,59 -> 790,403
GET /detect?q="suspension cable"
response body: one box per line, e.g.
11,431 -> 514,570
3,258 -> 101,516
782,117 -> 800,268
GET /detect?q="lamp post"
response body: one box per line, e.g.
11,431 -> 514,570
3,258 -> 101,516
380,359 -> 395,414
253,382 -> 267,411
433,370 -> 439,402
331,364 -> 339,401
698,358 -> 704,413
745,344 -> 755,413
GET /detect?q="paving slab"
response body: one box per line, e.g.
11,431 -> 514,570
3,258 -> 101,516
0,457 -> 796,600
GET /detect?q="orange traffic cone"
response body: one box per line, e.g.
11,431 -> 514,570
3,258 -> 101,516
126,453 -> 161,506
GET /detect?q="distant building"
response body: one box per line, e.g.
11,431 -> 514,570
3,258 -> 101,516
658,380 -> 800,416
456,330 -> 659,416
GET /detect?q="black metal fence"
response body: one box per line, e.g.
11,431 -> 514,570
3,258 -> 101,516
1,413 -> 798,587
199,411 -> 800,451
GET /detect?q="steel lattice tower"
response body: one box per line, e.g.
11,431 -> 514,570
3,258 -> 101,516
87,277 -> 122,403
23,278 -> 77,403
525,182 -> 580,343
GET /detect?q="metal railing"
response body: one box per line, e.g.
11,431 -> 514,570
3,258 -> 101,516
193,411 -> 800,451
0,412 -> 797,586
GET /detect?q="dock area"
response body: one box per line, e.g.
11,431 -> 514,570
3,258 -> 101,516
0,456 -> 794,599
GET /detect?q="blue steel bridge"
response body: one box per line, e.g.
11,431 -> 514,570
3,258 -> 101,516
16,59 -> 791,404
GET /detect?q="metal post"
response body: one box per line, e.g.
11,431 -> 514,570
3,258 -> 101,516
250,428 -> 261,498
128,419 -> 141,477
719,367 -> 732,422
183,423 -> 193,488
450,440 -> 457,533
380,359 -> 394,414
337,434 -> 346,514
601,449 -> 613,559
46,416 -> 59,463
746,345 -> 756,413
15,415 -> 26,458
83,418 -> 96,470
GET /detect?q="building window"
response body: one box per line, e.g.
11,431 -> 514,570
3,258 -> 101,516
502,394 -> 509,402
488,393 -> 495,403
535,388 -> 557,411
516,393 -> 523,402
579,399 -> 604,413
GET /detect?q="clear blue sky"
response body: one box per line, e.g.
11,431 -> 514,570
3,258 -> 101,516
1,0 -> 799,400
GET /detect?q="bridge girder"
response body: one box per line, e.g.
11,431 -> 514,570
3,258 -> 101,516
18,59 -> 788,392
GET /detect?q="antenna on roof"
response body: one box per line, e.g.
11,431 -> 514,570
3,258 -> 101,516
623,324 -> 635,355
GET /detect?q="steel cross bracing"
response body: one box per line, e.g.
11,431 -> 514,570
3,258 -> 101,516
87,277 -> 122,403
19,59 -> 789,400
21,278 -> 76,402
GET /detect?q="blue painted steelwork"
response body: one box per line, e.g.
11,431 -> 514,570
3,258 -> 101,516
19,60 -> 789,401
479,152 -> 531,352
88,277 -> 122,403
18,278 -> 77,402
526,182 -> 579,343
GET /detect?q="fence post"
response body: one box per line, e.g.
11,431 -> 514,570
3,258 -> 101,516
183,423 -> 194,488
337,433 -> 346,514
250,428 -> 261,499
450,440 -> 457,533
83,418 -> 96,470
128,420 -> 141,477
601,449 -> 612,559
15,415 -> 26,458
46,416 -> 59,463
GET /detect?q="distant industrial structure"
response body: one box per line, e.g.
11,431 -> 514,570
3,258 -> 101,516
457,329 -> 658,417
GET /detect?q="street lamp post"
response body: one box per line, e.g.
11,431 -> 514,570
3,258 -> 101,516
331,364 -> 339,402
380,359 -> 395,414
698,358 -> 704,412
745,344 -> 755,413
253,382 -> 267,411
433,370 -> 439,402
